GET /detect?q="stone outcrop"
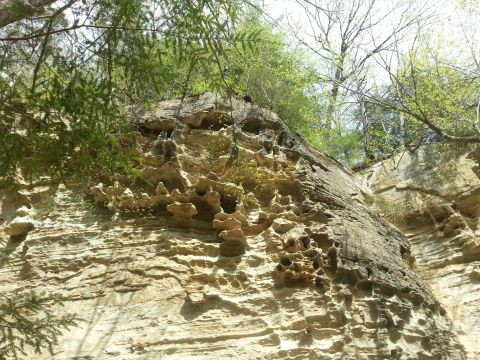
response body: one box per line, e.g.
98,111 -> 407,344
359,144 -> 480,359
0,94 -> 466,359
3,206 -> 35,237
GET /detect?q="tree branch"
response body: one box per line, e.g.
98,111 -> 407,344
0,0 -> 61,28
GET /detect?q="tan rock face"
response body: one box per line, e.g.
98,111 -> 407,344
359,144 -> 480,359
0,94 -> 465,359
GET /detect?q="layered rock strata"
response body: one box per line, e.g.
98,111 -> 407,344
360,144 -> 480,359
1,94 -> 465,359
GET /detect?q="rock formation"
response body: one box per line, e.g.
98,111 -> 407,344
359,144 -> 480,359
0,94 -> 466,359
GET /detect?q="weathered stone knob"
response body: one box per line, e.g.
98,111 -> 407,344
4,207 -> 35,237
218,229 -> 247,257
167,202 -> 198,226
272,218 -> 296,234
155,182 -> 169,195
213,217 -> 242,231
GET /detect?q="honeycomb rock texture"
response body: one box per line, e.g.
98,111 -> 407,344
0,94 -> 466,359
359,144 -> 480,359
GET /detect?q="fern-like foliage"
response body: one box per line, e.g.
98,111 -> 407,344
0,292 -> 78,359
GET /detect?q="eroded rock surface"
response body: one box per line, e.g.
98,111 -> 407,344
0,94 -> 465,359
360,144 -> 480,359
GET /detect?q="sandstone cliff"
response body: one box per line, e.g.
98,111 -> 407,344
360,144 -> 480,359
0,94 -> 466,359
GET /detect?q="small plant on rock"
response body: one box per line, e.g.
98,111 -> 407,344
204,136 -> 232,161
223,159 -> 265,192
364,193 -> 407,223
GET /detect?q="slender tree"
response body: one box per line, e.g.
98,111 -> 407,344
294,0 -> 420,131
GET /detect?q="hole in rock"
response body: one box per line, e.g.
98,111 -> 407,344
277,181 -> 305,203
390,347 -> 401,357
220,196 -> 237,214
312,259 -> 321,270
379,265 -> 390,273
293,205 -> 311,216
151,203 -> 170,217
192,112 -> 233,131
389,330 -> 401,342
400,287 -> 411,294
327,247 -> 337,272
351,327 -> 363,338
285,150 -> 300,163
277,131 -> 295,148
191,198 -> 215,222
379,285 -> 395,297
310,233 -> 332,252
411,293 -> 424,306
300,236 -> 310,248
138,125 -> 158,138
358,280 -> 373,293
398,308 -> 411,321
196,188 -> 207,196
280,257 -> 292,266
452,223 -> 462,230
421,337 -> 430,350
241,118 -> 263,134
344,271 -> 357,286
164,144 -> 173,161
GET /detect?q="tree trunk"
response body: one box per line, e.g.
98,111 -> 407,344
360,98 -> 373,160
399,113 -> 405,149
326,49 -> 346,132
326,81 -> 340,131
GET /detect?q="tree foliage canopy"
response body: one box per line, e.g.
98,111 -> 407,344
2,0 -> 479,175
0,0 -> 264,186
